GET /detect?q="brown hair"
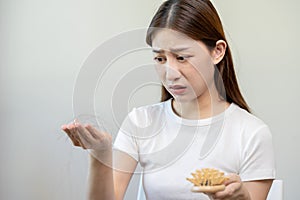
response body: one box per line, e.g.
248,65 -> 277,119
146,0 -> 250,112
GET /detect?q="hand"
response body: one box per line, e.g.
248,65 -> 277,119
207,174 -> 250,200
61,120 -> 113,160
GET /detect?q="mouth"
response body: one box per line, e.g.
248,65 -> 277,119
168,85 -> 187,95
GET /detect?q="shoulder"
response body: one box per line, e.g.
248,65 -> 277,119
226,104 -> 272,140
129,100 -> 168,117
229,104 -> 268,130
127,100 -> 170,127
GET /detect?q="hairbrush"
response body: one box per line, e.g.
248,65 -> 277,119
186,168 -> 228,193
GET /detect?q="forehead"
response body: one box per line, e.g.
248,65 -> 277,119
151,28 -> 205,52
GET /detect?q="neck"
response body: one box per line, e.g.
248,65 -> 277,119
172,85 -> 230,120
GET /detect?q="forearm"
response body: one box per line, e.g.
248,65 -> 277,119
240,183 -> 251,200
244,179 -> 273,200
87,151 -> 115,200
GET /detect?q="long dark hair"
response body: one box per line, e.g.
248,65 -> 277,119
146,0 -> 250,112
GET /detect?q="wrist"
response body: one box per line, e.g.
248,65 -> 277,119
89,149 -> 113,167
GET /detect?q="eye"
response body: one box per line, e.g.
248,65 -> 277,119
177,56 -> 186,62
154,56 -> 167,64
176,55 -> 192,63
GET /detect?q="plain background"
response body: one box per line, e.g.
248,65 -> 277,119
0,0 -> 299,199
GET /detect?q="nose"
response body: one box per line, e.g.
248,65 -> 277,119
165,59 -> 181,82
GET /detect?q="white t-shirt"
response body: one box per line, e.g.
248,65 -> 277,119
114,99 -> 276,200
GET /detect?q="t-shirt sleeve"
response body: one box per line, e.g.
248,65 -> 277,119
113,112 -> 139,161
240,125 -> 276,181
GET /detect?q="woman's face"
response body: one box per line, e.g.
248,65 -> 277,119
151,29 -> 216,103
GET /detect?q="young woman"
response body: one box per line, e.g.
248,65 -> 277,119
62,0 -> 275,199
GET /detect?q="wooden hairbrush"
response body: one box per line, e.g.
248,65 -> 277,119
186,168 -> 228,193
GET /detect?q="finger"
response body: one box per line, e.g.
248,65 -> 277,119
224,173 -> 241,185
61,124 -> 71,135
204,174 -> 241,199
75,122 -> 95,148
84,124 -> 104,139
69,124 -> 84,147
213,182 -> 240,199
71,123 -> 88,149
76,137 -> 87,149
61,124 -> 81,146
85,124 -> 113,145
68,123 -> 79,139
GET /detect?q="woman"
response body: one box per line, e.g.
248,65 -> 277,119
62,0 -> 275,199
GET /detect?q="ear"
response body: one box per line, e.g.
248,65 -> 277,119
212,40 -> 227,65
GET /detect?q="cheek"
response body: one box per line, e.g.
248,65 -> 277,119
187,63 -> 215,89
154,65 -> 166,81
193,57 -> 215,79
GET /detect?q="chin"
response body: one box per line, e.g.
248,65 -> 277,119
173,95 -> 198,103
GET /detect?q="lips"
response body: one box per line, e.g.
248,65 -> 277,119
169,85 -> 186,89
168,85 -> 187,95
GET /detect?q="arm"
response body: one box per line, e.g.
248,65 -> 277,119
210,125 -> 275,199
88,151 -> 138,200
113,150 -> 138,200
88,152 -> 114,200
209,174 -> 273,200
62,122 -> 138,200
244,179 -> 273,200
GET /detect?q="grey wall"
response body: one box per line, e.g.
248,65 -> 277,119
0,0 -> 299,199
213,0 -> 300,199
0,0 -> 162,199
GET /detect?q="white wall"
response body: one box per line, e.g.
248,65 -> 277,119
0,0 -> 299,199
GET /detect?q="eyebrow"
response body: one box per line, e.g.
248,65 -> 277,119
152,47 -> 190,53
